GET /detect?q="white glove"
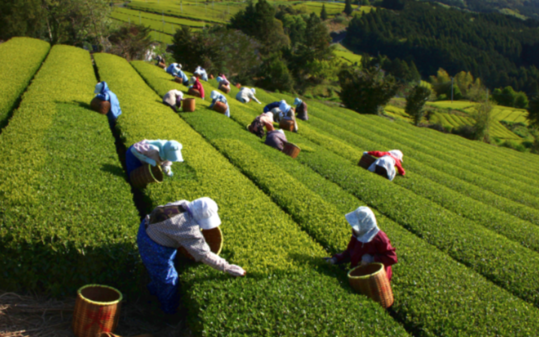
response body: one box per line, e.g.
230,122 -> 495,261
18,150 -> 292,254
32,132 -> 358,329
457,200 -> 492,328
361,254 -> 374,264
163,166 -> 173,177
323,257 -> 338,265
225,265 -> 246,277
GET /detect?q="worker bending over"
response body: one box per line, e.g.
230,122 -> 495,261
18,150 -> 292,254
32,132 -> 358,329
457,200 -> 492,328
126,139 -> 184,178
265,129 -> 288,151
138,197 -> 246,314
166,63 -> 188,85
366,150 -> 405,181
162,89 -> 184,112
94,82 -> 122,129
194,66 -> 208,81
189,76 -> 205,99
294,98 -> 308,120
209,90 -> 230,117
325,206 -> 397,281
279,101 -> 298,132
248,112 -> 274,138
236,87 -> 261,104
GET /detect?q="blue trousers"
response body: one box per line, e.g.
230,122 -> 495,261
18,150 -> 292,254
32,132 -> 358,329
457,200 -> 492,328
137,220 -> 180,314
125,145 -> 143,178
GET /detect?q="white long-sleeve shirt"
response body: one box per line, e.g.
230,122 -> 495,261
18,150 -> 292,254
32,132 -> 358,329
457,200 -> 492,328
236,87 -> 260,104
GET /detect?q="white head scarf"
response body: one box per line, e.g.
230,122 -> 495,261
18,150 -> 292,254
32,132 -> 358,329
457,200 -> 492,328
345,206 -> 379,243
251,88 -> 256,95
188,197 -> 221,230
389,150 -> 403,162
210,90 -> 220,100
176,63 -> 182,70
294,98 -> 302,106
279,100 -> 291,114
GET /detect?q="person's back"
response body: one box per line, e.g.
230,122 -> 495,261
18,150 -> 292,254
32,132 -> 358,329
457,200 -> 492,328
265,130 -> 287,151
296,101 -> 308,120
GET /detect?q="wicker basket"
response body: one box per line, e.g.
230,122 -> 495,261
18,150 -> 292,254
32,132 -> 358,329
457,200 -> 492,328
279,119 -> 295,131
130,164 -> 163,189
182,98 -> 196,112
158,62 -> 166,69
178,227 -> 223,260
72,284 -> 123,337
358,153 -> 376,169
90,97 -> 110,115
218,83 -> 230,94
209,74 -> 214,80
188,88 -> 201,98
374,165 -> 389,179
235,83 -> 241,89
174,77 -> 183,84
213,101 -> 227,114
283,142 -> 301,159
348,263 -> 394,308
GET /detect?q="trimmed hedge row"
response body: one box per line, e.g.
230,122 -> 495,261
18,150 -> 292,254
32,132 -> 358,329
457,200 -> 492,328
0,37 -> 50,128
0,45 -> 140,296
95,54 -> 407,336
309,100 -> 539,196
132,60 -> 539,336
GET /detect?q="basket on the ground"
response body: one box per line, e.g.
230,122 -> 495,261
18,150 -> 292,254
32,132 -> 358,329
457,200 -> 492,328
90,97 -> 110,115
279,119 -> 295,131
72,284 -> 123,337
347,263 -> 394,308
188,88 -> 201,98
358,153 -> 377,169
174,77 -> 183,84
375,165 -> 388,179
158,62 -> 166,69
235,83 -> 241,89
209,74 -> 214,80
213,101 -> 227,114
218,83 -> 230,94
178,227 -> 223,260
130,164 -> 163,189
182,98 -> 196,112
283,142 -> 301,159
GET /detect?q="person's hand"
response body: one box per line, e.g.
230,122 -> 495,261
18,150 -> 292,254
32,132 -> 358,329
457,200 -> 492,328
164,167 -> 173,177
227,265 -> 246,277
323,257 -> 337,265
361,254 -> 374,265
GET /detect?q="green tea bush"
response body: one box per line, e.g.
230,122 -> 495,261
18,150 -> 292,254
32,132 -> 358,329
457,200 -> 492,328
132,61 -> 539,336
0,37 -> 50,127
95,54 -> 406,336
0,45 -> 140,296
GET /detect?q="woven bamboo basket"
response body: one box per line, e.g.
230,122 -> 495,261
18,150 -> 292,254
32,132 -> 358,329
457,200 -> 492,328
375,165 -> 389,179
358,153 -> 376,169
174,77 -> 183,84
158,62 -> 166,69
188,88 -> 201,98
283,142 -> 301,159
72,284 -> 123,337
213,101 -> 227,114
90,97 -> 110,115
218,83 -> 230,94
178,227 -> 223,260
209,74 -> 214,80
182,98 -> 196,112
235,83 -> 241,89
130,164 -> 163,189
279,119 -> 295,131
348,263 -> 394,308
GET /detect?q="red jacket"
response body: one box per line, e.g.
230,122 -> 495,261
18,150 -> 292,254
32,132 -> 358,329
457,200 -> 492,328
367,151 -> 406,176
333,230 -> 397,281
192,78 -> 205,99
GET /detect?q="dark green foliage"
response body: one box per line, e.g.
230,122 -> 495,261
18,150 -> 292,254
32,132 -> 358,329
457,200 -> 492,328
0,0 -> 44,40
527,95 -> 539,128
256,54 -> 295,92
344,0 -> 353,16
338,65 -> 399,114
172,26 -> 262,77
229,0 -> 290,54
320,3 -> 328,20
108,23 -> 153,61
344,1 -> 539,92
367,54 -> 421,83
405,85 -> 431,125
515,91 -> 529,109
381,0 -> 406,10
493,86 -> 529,108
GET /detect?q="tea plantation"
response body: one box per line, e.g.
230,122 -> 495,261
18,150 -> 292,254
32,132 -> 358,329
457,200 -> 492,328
2,39 -> 539,336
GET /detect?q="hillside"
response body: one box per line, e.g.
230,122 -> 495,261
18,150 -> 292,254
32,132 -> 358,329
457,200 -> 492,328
2,37 -> 539,335
420,0 -> 539,20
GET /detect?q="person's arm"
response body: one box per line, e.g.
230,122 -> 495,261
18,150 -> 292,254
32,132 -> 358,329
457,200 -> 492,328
372,233 -> 398,267
202,252 -> 246,276
395,161 -> 406,176
331,235 -> 356,264
367,151 -> 390,158
131,146 -> 157,166
250,92 -> 261,104
209,98 -> 217,108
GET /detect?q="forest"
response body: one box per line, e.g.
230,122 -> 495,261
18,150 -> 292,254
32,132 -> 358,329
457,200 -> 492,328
345,1 -> 539,94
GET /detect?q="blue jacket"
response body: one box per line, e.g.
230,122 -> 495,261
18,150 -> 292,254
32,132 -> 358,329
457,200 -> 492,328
263,102 -> 280,113
96,82 -> 121,119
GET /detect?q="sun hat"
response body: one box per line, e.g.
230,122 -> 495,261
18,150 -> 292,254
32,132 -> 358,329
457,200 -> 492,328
94,82 -> 104,94
293,98 -> 302,106
345,206 -> 379,243
389,150 -> 403,162
211,90 -> 220,100
163,141 -> 184,162
188,197 -> 221,230
279,100 -> 291,114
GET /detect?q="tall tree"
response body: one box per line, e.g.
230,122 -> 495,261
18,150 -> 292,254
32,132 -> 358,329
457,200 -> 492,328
320,4 -> 328,21
0,0 -> 45,40
405,85 -> 432,125
527,95 -> 539,128
344,0 -> 353,16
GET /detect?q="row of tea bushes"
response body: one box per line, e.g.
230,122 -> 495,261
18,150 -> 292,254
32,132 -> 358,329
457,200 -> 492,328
0,45 -> 140,296
0,37 -> 50,127
95,54 -> 407,336
133,61 -> 539,336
